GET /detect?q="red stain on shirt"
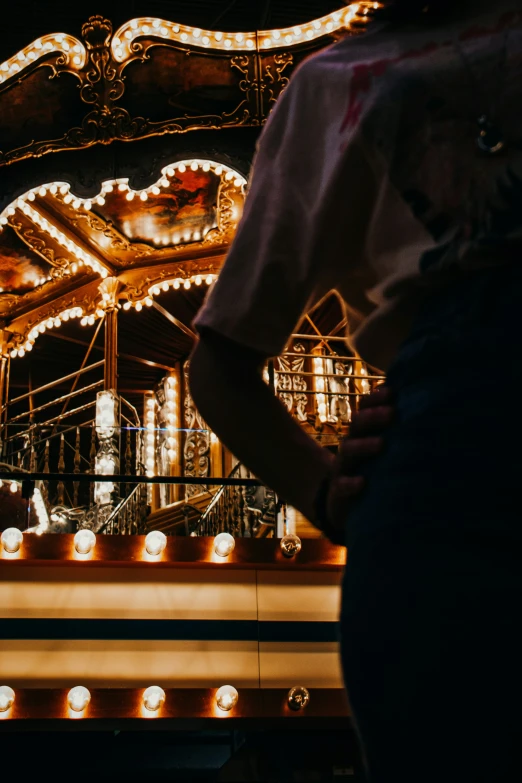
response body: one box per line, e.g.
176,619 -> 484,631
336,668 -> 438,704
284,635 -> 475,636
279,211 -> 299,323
340,8 -> 522,136
340,42 -> 439,134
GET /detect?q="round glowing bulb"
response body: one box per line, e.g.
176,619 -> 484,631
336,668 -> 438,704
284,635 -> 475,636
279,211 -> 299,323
67,685 -> 91,712
280,533 -> 302,558
1,528 -> 23,553
145,530 -> 167,556
287,686 -> 310,711
213,532 -> 235,558
0,685 -> 15,712
215,685 -> 238,712
10,481 -> 18,494
142,685 -> 166,712
74,529 -> 96,555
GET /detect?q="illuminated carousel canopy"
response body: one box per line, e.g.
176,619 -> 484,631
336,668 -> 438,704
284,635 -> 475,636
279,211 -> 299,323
0,5 -> 384,740
0,2 -> 380,382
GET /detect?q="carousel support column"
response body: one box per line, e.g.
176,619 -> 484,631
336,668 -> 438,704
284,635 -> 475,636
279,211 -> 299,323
104,306 -> 118,392
92,279 -> 121,529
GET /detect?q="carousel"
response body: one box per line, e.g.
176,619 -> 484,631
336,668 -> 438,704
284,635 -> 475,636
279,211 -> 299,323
0,0 -> 383,765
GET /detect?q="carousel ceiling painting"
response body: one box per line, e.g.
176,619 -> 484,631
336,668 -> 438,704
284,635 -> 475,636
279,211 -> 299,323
0,227 -> 54,295
0,159 -> 246,345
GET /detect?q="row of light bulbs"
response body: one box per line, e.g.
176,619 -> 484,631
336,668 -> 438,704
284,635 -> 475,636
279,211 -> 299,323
112,3 -> 379,58
8,198 -> 108,279
0,5 -> 380,90
123,273 -> 217,313
164,376 -> 179,465
143,379 -> 180,477
0,163 -> 244,226
0,527 -> 303,559
144,394 -> 156,478
51,160 -> 245,214
0,160 -> 245,249
9,270 -> 217,359
0,34 -> 85,86
32,487 -> 50,535
9,306 -> 85,358
0,683 -> 311,716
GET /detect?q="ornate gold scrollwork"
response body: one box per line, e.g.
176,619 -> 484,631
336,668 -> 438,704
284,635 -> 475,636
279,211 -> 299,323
122,258 -> 221,304
261,52 -> 293,116
9,218 -> 71,276
0,8 -> 374,167
68,211 -> 155,264
69,16 -> 147,147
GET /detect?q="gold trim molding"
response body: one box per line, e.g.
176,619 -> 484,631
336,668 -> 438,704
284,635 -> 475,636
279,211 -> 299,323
0,4 -> 380,167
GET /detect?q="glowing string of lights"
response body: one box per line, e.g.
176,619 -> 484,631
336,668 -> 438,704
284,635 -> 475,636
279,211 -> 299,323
0,34 -> 86,86
0,161 -> 245,235
112,3 -> 381,59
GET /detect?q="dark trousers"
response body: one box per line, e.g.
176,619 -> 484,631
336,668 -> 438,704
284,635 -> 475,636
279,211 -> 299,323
340,264 -> 522,781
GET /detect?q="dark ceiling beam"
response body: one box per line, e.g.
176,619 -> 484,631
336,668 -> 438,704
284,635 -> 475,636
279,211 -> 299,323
44,331 -> 176,372
152,301 -> 196,341
210,0 -> 240,27
260,0 -> 272,27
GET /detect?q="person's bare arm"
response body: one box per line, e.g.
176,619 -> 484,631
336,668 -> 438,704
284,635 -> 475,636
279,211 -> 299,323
324,386 -> 394,542
189,331 -> 334,523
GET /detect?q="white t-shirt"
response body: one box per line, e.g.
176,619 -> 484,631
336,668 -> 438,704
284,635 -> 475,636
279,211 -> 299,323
195,3 -> 522,371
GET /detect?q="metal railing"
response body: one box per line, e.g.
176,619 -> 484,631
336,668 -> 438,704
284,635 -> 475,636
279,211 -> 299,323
196,463 -> 276,538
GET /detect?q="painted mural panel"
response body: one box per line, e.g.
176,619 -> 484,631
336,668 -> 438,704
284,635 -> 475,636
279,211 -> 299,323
0,226 -> 52,295
93,169 -> 219,246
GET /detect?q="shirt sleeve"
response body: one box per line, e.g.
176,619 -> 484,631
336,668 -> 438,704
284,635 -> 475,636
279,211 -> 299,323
193,56 -> 379,357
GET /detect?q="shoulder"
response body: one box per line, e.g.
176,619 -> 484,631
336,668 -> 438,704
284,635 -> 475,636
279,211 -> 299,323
292,25 -> 405,83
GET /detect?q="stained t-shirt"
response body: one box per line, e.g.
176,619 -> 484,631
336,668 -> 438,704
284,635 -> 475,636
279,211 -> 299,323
194,2 -> 522,371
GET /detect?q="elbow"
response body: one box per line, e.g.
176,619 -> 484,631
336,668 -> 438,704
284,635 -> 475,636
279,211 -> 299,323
188,336 -> 234,426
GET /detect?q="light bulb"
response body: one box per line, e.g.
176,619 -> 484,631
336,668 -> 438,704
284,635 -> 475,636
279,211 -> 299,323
0,685 -> 15,712
214,532 -> 235,557
1,528 -> 23,553
142,685 -> 166,712
287,686 -> 310,711
145,530 -> 167,556
10,481 -> 18,494
67,685 -> 91,712
280,534 -> 302,558
215,685 -> 238,712
74,529 -> 96,555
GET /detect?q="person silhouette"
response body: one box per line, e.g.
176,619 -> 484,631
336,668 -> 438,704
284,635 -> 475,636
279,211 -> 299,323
190,2 -> 522,779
